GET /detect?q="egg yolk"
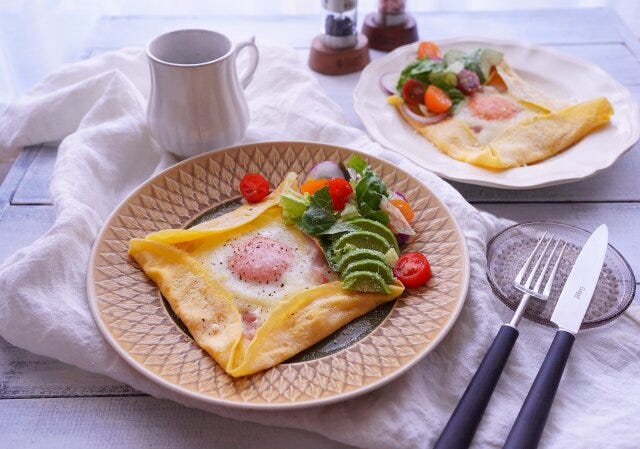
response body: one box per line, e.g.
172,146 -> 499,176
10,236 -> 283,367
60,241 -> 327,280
227,236 -> 293,284
469,95 -> 520,120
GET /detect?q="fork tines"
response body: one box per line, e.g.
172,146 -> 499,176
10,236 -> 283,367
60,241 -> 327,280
513,233 -> 567,300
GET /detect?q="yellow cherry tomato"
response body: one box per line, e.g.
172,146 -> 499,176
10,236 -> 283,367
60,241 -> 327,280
300,179 -> 329,195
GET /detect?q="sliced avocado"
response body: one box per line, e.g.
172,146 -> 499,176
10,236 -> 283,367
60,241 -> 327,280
335,247 -> 388,272
332,230 -> 390,255
347,218 -> 400,254
342,271 -> 391,294
342,259 -> 395,284
329,243 -> 356,264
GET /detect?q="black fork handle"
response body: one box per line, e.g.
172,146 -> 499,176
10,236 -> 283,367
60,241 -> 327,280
433,325 -> 519,449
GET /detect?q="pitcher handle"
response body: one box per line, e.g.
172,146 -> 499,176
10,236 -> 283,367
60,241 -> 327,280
235,36 -> 259,89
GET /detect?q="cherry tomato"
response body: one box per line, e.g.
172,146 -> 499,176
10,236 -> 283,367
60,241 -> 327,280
239,173 -> 270,203
417,41 -> 441,59
424,85 -> 452,114
300,179 -> 329,195
402,78 -> 426,106
327,178 -> 353,211
390,199 -> 415,222
393,252 -> 432,288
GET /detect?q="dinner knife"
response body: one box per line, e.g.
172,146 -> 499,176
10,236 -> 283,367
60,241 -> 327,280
502,224 -> 609,449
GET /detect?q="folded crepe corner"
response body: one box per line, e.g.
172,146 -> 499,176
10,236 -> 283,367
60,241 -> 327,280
128,173 -> 404,377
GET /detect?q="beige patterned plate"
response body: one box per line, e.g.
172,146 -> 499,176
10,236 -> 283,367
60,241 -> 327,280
88,141 -> 469,409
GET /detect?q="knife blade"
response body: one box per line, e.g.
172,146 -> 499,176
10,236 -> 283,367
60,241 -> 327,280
550,223 -> 609,334
503,224 -> 609,449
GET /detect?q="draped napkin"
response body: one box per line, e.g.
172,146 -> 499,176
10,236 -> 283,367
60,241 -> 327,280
1,43 -> 639,449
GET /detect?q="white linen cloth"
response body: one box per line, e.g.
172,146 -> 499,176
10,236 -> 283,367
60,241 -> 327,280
1,43 -> 639,449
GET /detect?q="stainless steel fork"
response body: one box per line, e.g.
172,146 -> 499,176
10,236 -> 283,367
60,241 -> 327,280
433,233 -> 567,449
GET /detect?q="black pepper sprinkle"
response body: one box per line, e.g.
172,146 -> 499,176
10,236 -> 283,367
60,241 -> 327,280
325,15 -> 355,36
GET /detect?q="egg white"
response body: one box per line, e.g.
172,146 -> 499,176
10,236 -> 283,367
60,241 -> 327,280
190,210 -> 333,324
455,87 -> 538,145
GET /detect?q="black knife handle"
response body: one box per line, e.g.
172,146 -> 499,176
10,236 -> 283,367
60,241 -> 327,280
503,330 -> 575,449
433,325 -> 519,449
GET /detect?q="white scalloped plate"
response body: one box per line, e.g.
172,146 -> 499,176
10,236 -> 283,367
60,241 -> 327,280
354,37 -> 640,189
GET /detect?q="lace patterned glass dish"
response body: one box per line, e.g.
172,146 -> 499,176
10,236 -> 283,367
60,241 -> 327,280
486,222 -> 636,329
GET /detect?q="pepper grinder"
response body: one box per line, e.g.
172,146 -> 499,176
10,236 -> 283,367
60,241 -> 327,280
308,0 -> 370,75
362,0 -> 418,52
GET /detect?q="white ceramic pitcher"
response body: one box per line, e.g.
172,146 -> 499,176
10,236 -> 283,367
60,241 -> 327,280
146,29 -> 259,158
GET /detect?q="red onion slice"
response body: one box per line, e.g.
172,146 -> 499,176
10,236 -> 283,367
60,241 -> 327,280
401,103 -> 448,126
379,72 -> 398,95
305,160 -> 345,182
395,233 -> 410,246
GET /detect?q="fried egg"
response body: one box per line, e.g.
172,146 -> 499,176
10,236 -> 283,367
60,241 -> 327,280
454,87 -> 538,145
190,208 -> 336,336
128,173 -> 403,377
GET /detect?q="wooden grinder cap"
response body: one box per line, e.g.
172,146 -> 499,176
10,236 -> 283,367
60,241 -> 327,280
308,33 -> 371,76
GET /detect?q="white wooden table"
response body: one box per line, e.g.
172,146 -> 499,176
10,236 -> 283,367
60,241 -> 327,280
1,8 -> 638,448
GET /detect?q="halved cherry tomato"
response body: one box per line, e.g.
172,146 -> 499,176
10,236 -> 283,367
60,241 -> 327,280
401,78 -> 426,106
390,199 -> 415,222
393,252 -> 432,288
425,85 -> 452,114
327,177 -> 353,211
239,173 -> 269,203
301,179 -> 329,195
417,41 -> 441,59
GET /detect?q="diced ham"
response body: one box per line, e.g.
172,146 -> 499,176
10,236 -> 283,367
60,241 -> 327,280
241,310 -> 258,340
310,242 -> 336,284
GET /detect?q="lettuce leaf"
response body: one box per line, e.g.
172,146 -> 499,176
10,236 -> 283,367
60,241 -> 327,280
396,58 -> 444,91
354,170 -> 390,225
279,191 -> 309,225
297,187 -> 336,235
345,154 -> 368,176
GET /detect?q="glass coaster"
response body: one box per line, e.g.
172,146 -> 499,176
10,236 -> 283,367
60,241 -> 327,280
486,222 -> 636,329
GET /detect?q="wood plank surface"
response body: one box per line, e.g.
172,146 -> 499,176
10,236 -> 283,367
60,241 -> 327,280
0,8 -> 638,449
0,396 -> 357,449
12,145 -> 56,205
0,336 -> 137,399
0,205 -> 55,262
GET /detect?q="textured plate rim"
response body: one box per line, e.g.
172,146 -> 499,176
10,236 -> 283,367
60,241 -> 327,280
354,36 -> 640,189
87,141 -> 470,410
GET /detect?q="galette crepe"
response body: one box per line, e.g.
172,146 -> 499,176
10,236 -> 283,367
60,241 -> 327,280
387,43 -> 614,169
128,173 -> 404,377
